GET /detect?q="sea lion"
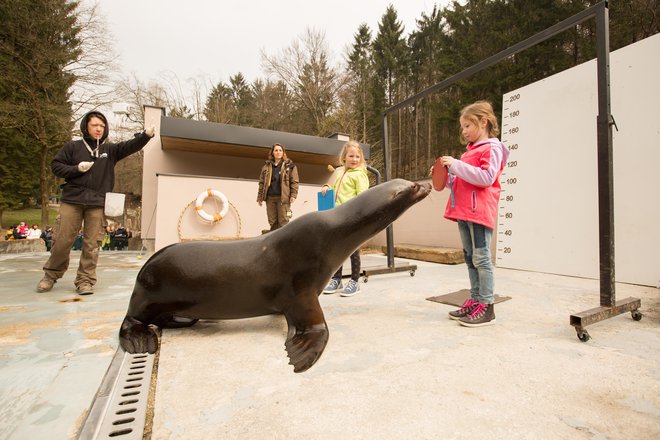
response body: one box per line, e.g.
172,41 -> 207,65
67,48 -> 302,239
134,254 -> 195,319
119,178 -> 431,372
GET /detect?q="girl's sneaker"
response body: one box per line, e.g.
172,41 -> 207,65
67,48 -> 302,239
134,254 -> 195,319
340,279 -> 360,297
458,302 -> 496,327
448,298 -> 478,320
323,278 -> 343,294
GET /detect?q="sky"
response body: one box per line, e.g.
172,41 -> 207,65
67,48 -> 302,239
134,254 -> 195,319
92,0 -> 450,98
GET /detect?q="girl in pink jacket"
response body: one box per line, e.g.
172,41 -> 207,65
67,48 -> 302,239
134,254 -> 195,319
440,101 -> 509,327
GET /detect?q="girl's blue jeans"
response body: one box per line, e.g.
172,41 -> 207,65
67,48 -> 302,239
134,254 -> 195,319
457,220 -> 494,304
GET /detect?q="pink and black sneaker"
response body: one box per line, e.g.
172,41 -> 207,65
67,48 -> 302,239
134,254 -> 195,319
458,302 -> 496,327
448,298 -> 478,320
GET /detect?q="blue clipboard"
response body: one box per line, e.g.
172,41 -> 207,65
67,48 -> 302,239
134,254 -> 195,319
317,190 -> 335,211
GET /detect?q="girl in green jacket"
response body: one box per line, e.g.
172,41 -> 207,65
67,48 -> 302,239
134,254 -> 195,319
321,140 -> 369,297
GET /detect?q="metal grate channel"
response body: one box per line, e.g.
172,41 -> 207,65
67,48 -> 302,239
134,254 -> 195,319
78,349 -> 156,439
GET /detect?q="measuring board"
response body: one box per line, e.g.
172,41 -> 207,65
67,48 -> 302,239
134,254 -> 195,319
496,34 -> 660,287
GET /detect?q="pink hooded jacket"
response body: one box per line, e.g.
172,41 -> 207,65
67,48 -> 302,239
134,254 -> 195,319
444,138 -> 510,229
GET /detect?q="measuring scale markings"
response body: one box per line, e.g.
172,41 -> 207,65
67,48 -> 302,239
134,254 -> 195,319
497,91 -> 523,266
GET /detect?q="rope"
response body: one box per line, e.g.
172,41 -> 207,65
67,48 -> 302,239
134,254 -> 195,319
177,199 -> 242,242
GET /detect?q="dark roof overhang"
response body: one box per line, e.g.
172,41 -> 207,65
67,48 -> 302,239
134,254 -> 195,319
159,116 -> 370,166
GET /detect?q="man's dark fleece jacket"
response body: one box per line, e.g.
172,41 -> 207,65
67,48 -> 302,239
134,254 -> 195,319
51,111 -> 152,207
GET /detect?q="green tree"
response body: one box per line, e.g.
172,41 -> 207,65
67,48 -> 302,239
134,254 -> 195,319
204,81 -> 234,123
229,73 -> 254,126
346,23 -> 377,143
0,129 -> 37,225
168,105 -> 195,119
203,74 -> 256,126
608,0 -> 659,46
372,5 -> 410,177
250,79 -> 296,131
0,0 -> 81,226
372,6 -> 409,107
407,5 -> 452,175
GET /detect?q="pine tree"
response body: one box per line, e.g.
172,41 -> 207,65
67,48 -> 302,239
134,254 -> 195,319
347,23 -> 376,143
229,73 -> 254,127
372,6 -> 410,177
0,0 -> 81,226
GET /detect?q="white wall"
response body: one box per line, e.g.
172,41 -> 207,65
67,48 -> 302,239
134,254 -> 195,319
497,34 -> 660,287
155,174 -> 328,250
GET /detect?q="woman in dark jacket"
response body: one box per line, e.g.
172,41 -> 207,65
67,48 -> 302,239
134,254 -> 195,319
257,143 -> 299,231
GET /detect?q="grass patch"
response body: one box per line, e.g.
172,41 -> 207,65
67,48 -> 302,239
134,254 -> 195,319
2,208 -> 59,229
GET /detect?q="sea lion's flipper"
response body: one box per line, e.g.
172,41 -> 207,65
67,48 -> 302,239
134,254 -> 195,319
285,322 -> 329,373
284,296 -> 329,373
119,315 -> 159,354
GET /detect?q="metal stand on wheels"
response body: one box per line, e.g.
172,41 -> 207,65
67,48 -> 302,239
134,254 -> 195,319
568,2 -> 641,341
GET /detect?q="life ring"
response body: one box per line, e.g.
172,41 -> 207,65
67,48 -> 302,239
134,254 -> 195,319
195,188 -> 229,223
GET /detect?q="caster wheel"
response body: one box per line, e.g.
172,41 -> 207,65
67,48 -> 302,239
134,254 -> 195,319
410,270 -> 415,277
631,310 -> 643,321
576,329 -> 590,342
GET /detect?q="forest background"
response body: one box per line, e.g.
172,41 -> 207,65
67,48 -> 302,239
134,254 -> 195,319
0,0 -> 657,229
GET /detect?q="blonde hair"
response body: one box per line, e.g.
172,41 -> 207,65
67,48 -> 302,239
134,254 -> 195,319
338,140 -> 366,167
459,100 -> 500,143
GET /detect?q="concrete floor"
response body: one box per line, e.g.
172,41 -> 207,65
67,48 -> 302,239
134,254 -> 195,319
0,251 -> 658,439
0,251 -> 144,440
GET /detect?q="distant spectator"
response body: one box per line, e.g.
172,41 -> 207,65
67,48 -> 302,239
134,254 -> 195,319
20,222 -> 29,238
41,226 -> 54,252
112,224 -> 128,250
101,225 -> 113,251
5,226 -> 15,240
72,230 -> 83,251
27,224 -> 42,240
14,222 -> 28,239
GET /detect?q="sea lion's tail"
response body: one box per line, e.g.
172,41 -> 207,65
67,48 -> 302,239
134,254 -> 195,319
119,315 -> 159,354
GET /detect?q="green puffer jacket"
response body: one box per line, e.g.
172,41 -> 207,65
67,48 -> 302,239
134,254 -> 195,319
329,166 -> 369,205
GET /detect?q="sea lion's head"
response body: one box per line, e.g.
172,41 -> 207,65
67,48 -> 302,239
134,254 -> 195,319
337,178 -> 431,238
375,178 -> 431,220
387,178 -> 432,204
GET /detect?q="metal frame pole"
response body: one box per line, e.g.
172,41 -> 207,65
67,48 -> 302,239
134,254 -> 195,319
382,114 -> 395,268
569,1 -> 642,342
595,2 -> 615,307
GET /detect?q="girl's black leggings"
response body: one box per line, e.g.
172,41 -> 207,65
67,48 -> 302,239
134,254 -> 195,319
333,249 -> 361,281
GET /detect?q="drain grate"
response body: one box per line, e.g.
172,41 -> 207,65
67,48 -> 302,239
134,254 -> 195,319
78,349 -> 156,439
